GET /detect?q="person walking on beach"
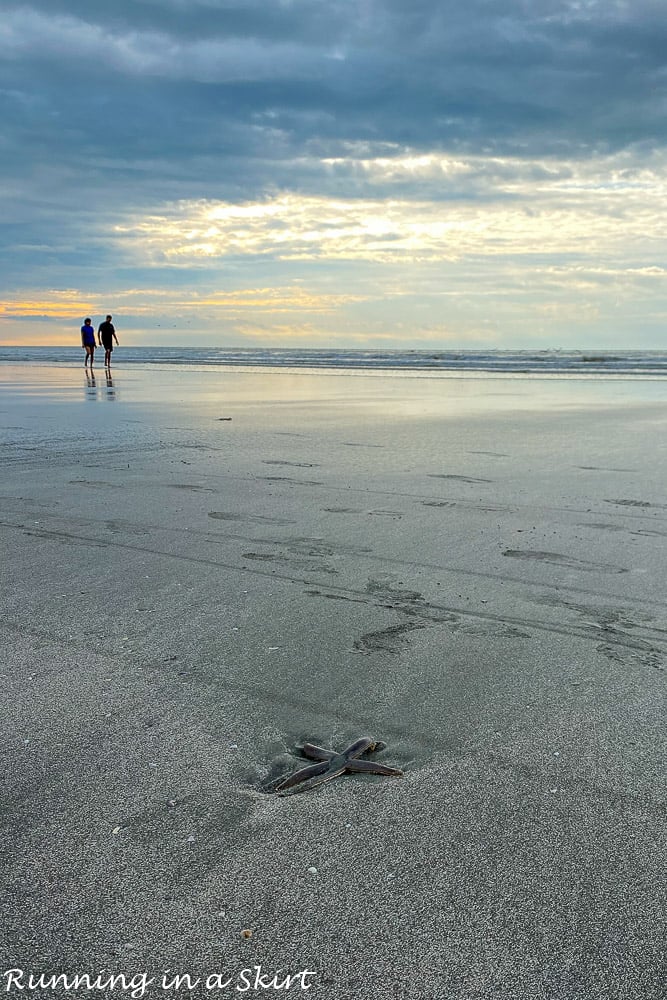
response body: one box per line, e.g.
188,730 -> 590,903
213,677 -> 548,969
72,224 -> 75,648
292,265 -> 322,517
98,315 -> 118,369
81,318 -> 96,368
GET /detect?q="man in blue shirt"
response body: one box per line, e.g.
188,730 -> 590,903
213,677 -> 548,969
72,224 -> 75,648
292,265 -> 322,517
80,318 -> 96,368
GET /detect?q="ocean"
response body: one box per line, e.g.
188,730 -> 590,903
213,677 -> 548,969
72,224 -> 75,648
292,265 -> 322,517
1,346 -> 666,377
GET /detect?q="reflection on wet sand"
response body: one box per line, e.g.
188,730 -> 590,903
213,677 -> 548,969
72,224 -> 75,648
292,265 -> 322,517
84,369 -> 96,400
84,369 -> 116,401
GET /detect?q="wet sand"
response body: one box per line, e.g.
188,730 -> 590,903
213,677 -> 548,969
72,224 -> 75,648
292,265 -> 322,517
1,363 -> 666,999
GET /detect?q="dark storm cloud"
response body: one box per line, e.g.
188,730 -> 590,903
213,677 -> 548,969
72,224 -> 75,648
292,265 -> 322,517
4,1 -> 667,156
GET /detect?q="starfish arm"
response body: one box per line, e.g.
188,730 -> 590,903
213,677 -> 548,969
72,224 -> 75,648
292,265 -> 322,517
279,766 -> 346,795
346,759 -> 404,776
342,736 -> 375,761
301,742 -> 336,762
275,760 -> 329,792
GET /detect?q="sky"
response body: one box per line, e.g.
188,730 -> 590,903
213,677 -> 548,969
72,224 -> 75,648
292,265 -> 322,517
1,0 -> 666,349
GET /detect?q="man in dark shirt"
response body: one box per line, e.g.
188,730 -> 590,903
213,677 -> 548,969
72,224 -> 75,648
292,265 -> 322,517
98,315 -> 119,369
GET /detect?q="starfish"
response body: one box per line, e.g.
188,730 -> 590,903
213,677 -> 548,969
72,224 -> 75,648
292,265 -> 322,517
275,737 -> 403,794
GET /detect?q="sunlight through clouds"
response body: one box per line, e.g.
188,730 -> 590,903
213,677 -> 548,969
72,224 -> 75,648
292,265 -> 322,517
113,149 -> 667,268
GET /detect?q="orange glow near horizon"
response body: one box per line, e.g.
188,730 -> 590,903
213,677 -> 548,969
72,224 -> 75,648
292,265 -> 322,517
0,284 -> 368,346
0,286 -> 357,321
0,333 -> 78,347
0,299 -> 96,320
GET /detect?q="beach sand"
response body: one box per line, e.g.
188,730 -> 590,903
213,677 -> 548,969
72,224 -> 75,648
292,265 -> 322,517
1,363 -> 665,999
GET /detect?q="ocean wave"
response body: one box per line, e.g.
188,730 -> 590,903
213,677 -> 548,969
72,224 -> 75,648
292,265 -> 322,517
1,346 -> 667,377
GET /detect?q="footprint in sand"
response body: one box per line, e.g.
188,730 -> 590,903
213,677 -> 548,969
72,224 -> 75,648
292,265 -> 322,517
323,507 -> 363,514
503,549 -> 627,574
259,476 -> 323,486
209,511 -> 296,525
576,466 -> 636,472
604,498 -> 667,509
69,479 -> 123,489
171,483 -> 215,493
428,474 -> 493,484
353,621 -> 428,655
262,460 -> 320,468
597,643 -> 664,672
422,500 -> 512,513
242,552 -> 338,575
342,442 -> 385,448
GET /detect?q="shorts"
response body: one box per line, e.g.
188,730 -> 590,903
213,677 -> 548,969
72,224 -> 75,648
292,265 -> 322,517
102,340 -> 113,352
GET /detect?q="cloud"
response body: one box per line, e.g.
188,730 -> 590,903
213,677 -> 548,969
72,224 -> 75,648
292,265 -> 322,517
2,1 -> 667,348
0,284 -> 361,321
4,0 -> 667,155
0,6 -> 344,83
110,149 -> 667,267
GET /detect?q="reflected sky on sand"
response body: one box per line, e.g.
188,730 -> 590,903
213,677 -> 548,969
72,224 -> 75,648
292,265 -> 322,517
1,362 -> 666,473
84,368 -> 116,402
